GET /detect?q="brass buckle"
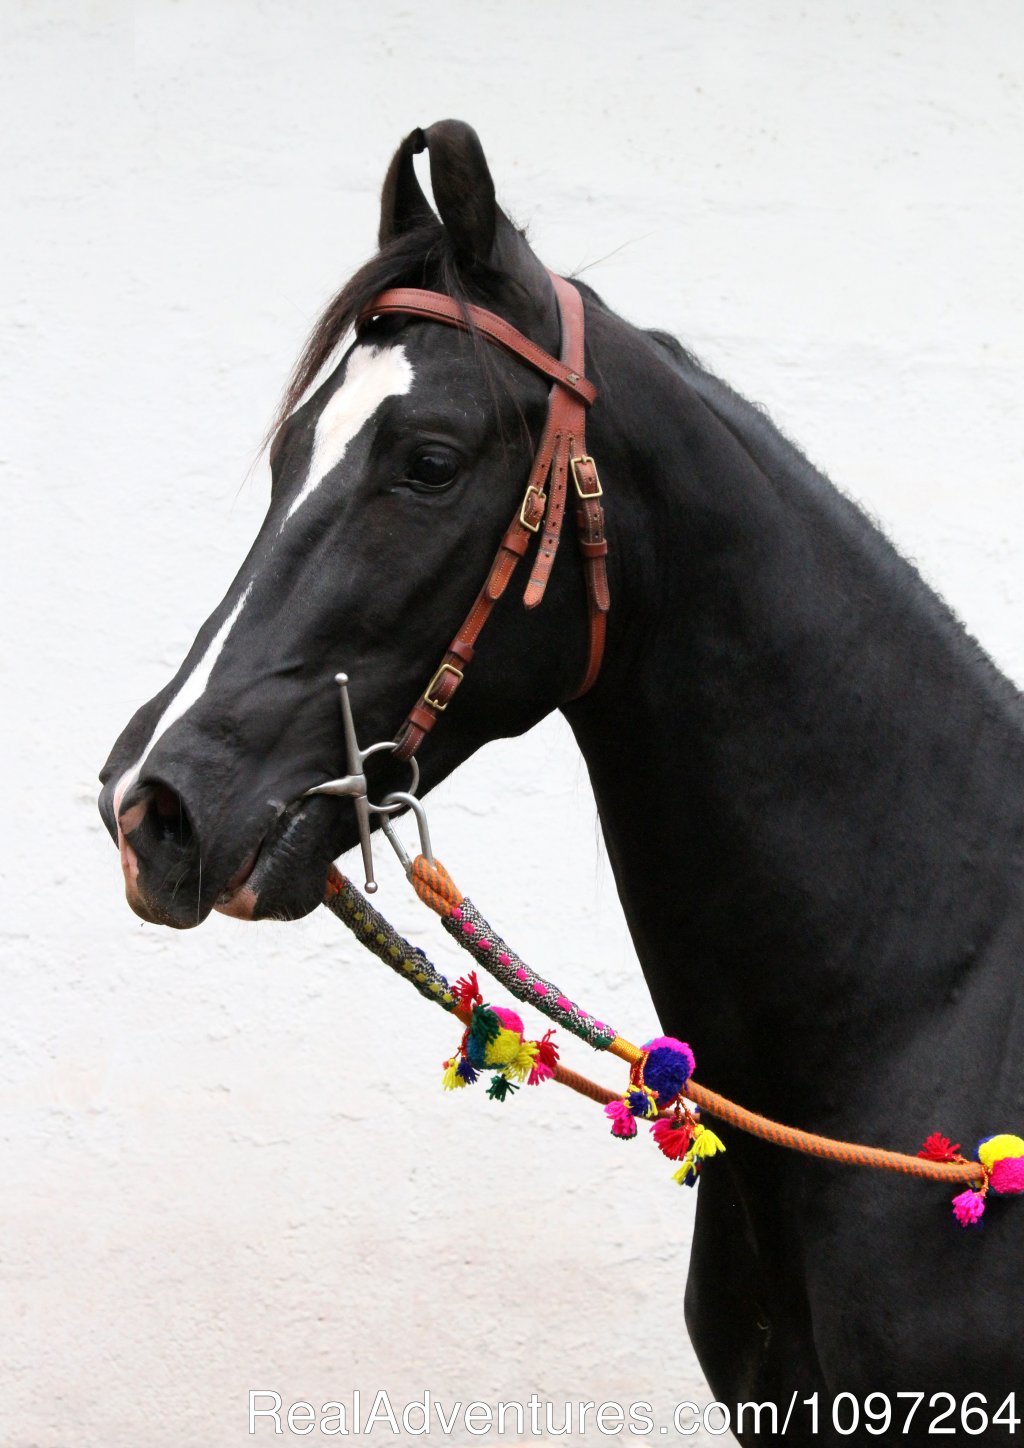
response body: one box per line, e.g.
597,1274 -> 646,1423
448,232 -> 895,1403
519,484 -> 546,533
571,455 -> 603,499
424,662 -> 464,711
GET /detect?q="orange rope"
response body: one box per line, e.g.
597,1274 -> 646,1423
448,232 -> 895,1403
684,1079 -> 981,1184
460,1005 -> 978,1181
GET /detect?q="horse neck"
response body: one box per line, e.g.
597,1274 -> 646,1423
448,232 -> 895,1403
566,306 -> 1024,1115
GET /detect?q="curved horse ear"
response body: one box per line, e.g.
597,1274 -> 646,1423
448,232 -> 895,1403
380,121 -> 556,339
420,119 -> 498,263
378,127 -> 436,245
422,121 -> 556,334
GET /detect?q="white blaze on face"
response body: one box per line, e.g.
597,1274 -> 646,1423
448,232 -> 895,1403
284,343 -> 414,524
113,343 -> 414,822
113,585 -> 253,816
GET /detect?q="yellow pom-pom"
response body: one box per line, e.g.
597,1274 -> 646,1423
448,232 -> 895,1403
978,1134 -> 1024,1169
442,1059 -> 466,1091
484,1026 -> 522,1068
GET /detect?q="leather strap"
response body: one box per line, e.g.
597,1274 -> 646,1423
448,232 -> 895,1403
360,288 -> 597,405
359,275 -> 608,761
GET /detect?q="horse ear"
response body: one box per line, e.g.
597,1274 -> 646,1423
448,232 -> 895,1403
382,120 -> 556,340
421,119 -> 498,263
378,128 -> 435,245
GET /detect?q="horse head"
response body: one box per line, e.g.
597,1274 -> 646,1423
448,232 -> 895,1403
98,121 -> 609,927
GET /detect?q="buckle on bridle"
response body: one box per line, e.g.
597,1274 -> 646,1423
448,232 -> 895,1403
570,455 -> 603,499
424,661 -> 464,711
519,484 -> 546,533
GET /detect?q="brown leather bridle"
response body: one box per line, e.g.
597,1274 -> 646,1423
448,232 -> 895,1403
358,273 -> 609,762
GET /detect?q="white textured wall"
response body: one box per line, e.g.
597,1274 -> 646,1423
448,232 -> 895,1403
2,4 -> 1022,1446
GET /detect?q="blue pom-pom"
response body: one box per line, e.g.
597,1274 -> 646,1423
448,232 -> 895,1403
456,1059 -> 479,1084
643,1041 -> 695,1105
626,1089 -> 653,1118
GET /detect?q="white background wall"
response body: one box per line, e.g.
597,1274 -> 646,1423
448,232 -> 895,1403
2,4 -> 1022,1446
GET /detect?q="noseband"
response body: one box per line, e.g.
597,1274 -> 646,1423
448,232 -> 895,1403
357,273 -> 609,761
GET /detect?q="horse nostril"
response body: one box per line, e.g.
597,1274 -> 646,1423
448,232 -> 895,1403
149,782 -> 194,848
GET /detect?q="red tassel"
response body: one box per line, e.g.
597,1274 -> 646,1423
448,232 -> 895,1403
918,1132 -> 961,1162
536,1030 -> 559,1071
650,1115 -> 694,1161
454,971 -> 482,1009
527,1029 -> 559,1086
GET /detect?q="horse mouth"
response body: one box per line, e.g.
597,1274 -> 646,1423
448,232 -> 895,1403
213,799 -> 337,922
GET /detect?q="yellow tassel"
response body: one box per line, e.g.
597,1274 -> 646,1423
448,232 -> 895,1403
691,1124 -> 726,1158
672,1125 -> 726,1184
507,1039 -> 540,1083
442,1059 -> 466,1091
672,1155 -> 696,1185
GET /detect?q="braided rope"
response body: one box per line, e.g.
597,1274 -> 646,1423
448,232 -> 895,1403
411,856 -> 618,1049
323,864 -> 987,1189
323,867 -> 457,1010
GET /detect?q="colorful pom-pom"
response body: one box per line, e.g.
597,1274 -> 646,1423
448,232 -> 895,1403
464,1006 -> 503,1066
604,1098 -> 638,1138
491,1005 -> 526,1036
626,1086 -> 659,1120
977,1134 -> 1024,1169
952,1188 -> 986,1227
990,1156 -> 1024,1195
650,1115 -> 694,1160
487,1074 -> 517,1102
641,1037 -> 696,1105
977,1133 -> 1024,1196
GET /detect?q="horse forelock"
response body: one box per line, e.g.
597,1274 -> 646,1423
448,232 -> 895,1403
270,220 -> 531,449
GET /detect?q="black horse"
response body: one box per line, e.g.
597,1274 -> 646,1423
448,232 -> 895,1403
99,122 -> 1023,1443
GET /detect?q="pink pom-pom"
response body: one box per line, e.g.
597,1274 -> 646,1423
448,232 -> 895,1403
952,1188 -> 986,1226
528,1060 -> 554,1086
604,1099 -> 638,1138
491,1005 -> 525,1036
990,1156 -> 1024,1195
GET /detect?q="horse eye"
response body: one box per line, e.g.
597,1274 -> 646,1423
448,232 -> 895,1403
404,447 -> 459,491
